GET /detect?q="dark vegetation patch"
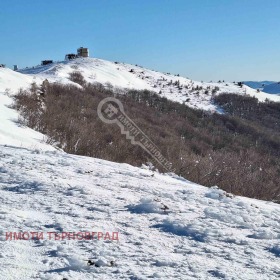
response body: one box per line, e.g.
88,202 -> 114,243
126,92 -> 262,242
13,76 -> 280,202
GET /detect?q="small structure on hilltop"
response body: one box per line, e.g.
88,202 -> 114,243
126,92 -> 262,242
14,65 -> 18,71
41,60 -> 53,66
0,64 -> 5,68
65,53 -> 78,60
64,47 -> 90,61
77,47 -> 89,58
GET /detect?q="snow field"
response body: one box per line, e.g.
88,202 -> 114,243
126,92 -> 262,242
0,146 -> 279,279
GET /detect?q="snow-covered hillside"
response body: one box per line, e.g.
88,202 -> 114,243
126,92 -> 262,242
0,85 -> 54,150
243,81 -> 280,95
18,58 -> 280,111
0,60 -> 280,280
243,81 -> 275,90
263,82 -> 280,94
0,68 -> 39,93
1,144 -> 280,280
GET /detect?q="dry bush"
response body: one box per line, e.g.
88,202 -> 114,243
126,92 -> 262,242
13,82 -> 280,202
69,71 -> 86,86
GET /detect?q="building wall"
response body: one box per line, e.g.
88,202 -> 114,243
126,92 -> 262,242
77,48 -> 89,57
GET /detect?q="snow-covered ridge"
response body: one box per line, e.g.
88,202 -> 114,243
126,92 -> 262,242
17,57 -> 280,111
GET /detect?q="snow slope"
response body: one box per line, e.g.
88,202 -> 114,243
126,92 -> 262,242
1,141 -> 280,279
0,68 -> 40,93
263,82 -> 280,94
19,58 -> 280,111
0,65 -> 280,280
0,68 -> 55,150
243,81 -> 280,95
0,89 -> 55,151
243,81 -> 275,90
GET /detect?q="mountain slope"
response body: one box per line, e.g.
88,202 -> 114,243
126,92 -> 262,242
243,81 -> 280,95
1,143 -> 280,279
263,82 -> 280,94
0,61 -> 280,280
0,67 -> 39,93
243,81 -> 275,90
18,58 -> 280,111
0,87 -> 54,150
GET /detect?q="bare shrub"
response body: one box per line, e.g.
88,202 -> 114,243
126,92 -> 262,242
69,71 -> 86,86
13,83 -> 280,202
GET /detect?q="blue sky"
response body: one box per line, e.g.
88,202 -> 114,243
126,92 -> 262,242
1,0 -> 279,81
